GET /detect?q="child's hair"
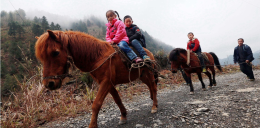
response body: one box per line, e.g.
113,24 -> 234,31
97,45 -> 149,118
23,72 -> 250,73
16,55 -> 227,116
188,32 -> 194,35
106,10 -> 122,21
123,15 -> 132,22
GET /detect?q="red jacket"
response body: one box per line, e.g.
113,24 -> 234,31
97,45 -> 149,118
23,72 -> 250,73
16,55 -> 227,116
105,18 -> 129,44
187,38 -> 200,52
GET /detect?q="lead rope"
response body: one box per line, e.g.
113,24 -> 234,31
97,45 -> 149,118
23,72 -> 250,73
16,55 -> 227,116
89,51 -> 117,73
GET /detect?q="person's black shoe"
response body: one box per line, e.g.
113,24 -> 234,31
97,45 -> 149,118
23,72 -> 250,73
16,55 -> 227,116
249,78 -> 255,81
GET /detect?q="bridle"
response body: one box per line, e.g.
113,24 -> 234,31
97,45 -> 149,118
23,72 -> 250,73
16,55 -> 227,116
170,55 -> 187,72
43,51 -> 74,80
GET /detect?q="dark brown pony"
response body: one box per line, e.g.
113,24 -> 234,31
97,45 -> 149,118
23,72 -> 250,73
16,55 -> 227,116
35,30 -> 158,128
169,48 -> 222,94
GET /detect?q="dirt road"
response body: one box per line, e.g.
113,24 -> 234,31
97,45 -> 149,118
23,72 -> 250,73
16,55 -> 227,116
44,70 -> 260,128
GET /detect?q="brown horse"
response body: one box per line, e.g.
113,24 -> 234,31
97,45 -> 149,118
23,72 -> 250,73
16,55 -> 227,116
35,30 -> 158,128
169,48 -> 222,94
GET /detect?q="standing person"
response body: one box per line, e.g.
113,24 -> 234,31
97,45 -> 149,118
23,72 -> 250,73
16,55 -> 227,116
187,32 -> 206,72
233,38 -> 255,81
105,10 -> 143,63
124,15 -> 150,61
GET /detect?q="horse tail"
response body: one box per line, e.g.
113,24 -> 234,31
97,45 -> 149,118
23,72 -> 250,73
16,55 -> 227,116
209,52 -> 222,72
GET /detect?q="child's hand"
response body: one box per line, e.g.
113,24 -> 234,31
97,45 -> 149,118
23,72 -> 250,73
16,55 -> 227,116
110,41 -> 114,45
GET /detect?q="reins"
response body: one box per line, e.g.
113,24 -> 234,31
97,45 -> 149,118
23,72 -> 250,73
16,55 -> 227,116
89,51 -> 117,73
43,50 -> 117,80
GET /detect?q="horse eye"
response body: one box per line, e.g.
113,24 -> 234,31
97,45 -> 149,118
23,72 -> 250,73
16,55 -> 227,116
52,51 -> 60,57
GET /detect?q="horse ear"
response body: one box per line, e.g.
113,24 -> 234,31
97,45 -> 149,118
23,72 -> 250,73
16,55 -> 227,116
47,30 -> 58,41
35,36 -> 39,39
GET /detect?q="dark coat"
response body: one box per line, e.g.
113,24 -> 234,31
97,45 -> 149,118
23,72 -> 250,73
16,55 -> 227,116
125,24 -> 142,43
233,44 -> 254,63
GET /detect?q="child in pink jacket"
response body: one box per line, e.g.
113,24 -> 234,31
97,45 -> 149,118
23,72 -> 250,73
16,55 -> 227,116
105,10 -> 142,63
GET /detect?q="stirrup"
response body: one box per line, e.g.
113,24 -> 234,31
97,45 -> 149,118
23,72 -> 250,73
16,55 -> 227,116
131,61 -> 145,68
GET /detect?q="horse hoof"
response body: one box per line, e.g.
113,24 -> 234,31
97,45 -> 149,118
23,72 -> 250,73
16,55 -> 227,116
213,84 -> 216,86
208,86 -> 212,89
119,119 -> 127,125
202,88 -> 207,91
189,92 -> 194,95
151,108 -> 157,113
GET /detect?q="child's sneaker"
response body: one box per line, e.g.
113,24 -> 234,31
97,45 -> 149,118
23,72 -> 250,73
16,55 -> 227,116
133,57 -> 143,63
143,55 -> 151,61
202,68 -> 207,73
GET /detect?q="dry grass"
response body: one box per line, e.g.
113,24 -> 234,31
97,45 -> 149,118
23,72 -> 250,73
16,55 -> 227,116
1,75 -> 94,127
1,64 -> 259,127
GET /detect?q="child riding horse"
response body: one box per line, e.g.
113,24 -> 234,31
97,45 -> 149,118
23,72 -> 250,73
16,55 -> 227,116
35,30 -> 158,128
169,48 -> 222,94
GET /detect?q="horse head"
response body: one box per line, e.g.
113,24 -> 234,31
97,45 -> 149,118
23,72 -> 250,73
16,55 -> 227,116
169,48 -> 186,73
35,30 -> 70,90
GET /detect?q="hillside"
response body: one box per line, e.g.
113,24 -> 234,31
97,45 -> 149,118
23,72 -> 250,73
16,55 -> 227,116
0,9 -> 173,96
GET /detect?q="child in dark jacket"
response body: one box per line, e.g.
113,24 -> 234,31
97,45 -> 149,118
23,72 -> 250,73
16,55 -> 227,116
124,15 -> 150,61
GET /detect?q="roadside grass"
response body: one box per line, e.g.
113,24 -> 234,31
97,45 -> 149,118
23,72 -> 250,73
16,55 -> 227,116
1,64 -> 259,127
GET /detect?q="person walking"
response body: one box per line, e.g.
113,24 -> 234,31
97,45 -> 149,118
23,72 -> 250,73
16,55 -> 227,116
233,38 -> 255,81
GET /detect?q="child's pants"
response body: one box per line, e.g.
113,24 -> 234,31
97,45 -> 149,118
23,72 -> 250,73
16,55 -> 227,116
118,41 -> 137,61
131,39 -> 147,58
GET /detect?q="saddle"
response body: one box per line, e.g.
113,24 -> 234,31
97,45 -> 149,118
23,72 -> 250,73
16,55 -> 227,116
194,52 -> 210,63
112,45 -> 159,82
112,45 -> 142,69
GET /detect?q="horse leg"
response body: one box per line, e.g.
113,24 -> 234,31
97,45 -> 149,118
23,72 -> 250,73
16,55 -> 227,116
197,73 -> 206,91
204,71 -> 213,88
89,81 -> 111,128
210,67 -> 217,86
148,85 -> 153,100
109,86 -> 127,125
140,71 -> 158,113
141,70 -> 153,100
186,73 -> 194,94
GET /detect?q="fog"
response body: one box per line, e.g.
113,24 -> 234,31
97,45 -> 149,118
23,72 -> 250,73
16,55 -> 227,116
2,0 -> 260,58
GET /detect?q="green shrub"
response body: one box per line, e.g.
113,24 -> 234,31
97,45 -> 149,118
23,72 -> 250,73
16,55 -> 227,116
154,49 -> 169,68
80,72 -> 93,88
1,74 -> 19,96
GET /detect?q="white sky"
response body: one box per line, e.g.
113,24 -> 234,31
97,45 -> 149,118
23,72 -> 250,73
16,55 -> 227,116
1,0 -> 260,59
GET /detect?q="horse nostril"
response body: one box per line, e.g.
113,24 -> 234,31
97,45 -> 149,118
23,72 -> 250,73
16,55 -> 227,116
48,81 -> 55,89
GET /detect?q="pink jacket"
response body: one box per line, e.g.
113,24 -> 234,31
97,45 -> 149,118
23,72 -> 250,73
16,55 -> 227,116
105,18 -> 129,44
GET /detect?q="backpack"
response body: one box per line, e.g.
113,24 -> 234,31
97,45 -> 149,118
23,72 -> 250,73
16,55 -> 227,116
132,26 -> 146,48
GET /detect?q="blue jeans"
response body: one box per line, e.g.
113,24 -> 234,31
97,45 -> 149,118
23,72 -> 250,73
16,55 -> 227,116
131,39 -> 147,58
118,41 -> 137,60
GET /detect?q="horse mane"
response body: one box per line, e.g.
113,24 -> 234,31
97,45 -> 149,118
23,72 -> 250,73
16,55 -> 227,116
169,48 -> 187,61
64,31 -> 110,62
35,30 -> 111,63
